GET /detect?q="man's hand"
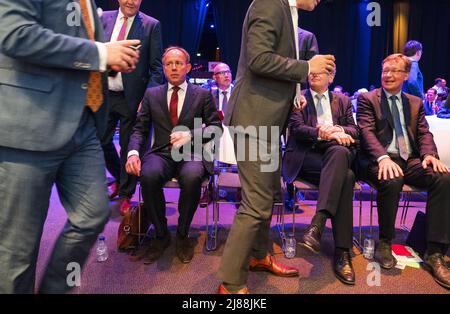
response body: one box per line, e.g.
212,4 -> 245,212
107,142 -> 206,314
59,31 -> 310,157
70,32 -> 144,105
293,94 -> 307,112
106,39 -> 141,73
422,155 -> 449,173
378,157 -> 404,181
308,54 -> 336,75
328,132 -> 355,147
316,124 -> 342,140
125,155 -> 141,177
170,131 -> 192,149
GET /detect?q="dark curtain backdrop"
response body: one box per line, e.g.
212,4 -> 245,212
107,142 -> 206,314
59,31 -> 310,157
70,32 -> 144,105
95,0 -> 208,61
211,0 -> 253,75
407,0 -> 450,90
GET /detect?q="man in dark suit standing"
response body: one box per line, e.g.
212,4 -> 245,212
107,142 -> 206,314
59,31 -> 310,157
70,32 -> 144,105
357,54 -> 450,289
126,47 -> 222,264
101,0 -> 163,215
217,0 -> 336,294
0,0 -> 140,293
402,40 -> 424,99
282,68 -> 358,285
298,27 -> 319,61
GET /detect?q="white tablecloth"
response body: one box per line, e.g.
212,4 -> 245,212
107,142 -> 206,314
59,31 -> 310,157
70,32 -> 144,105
426,115 -> 450,166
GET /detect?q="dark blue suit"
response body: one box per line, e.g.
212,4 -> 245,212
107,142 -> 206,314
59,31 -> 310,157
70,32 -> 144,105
0,0 -> 110,293
101,10 -> 163,199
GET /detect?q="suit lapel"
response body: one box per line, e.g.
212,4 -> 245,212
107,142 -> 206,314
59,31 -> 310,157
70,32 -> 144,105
305,90 -> 317,126
329,91 -> 339,125
282,0 -> 296,58
104,11 -> 119,41
127,12 -> 142,40
380,89 -> 394,129
158,84 -> 173,128
178,84 -> 195,124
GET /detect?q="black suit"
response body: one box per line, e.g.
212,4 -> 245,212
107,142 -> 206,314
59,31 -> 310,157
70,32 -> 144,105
298,27 -> 319,61
282,90 -> 359,248
357,89 -> 450,245
128,83 -> 222,237
101,10 -> 163,198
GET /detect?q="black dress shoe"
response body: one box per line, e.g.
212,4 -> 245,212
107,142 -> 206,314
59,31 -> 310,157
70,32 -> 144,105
374,240 -> 397,269
423,253 -> 450,289
299,224 -> 322,254
176,235 -> 194,263
143,234 -> 171,265
333,251 -> 355,285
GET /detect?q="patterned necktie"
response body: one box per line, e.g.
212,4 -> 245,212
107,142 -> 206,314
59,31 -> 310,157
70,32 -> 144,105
79,0 -> 103,112
116,16 -> 128,41
221,90 -> 228,113
390,95 -> 409,161
170,86 -> 180,126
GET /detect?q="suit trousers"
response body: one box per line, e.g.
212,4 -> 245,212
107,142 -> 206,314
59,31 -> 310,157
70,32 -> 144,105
297,145 -> 355,249
139,151 -> 206,238
218,132 -> 281,286
0,109 -> 110,293
101,91 -> 137,198
366,156 -> 450,244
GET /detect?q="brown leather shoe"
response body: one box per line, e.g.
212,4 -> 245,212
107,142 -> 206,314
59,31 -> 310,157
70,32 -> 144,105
249,254 -> 299,277
119,198 -> 132,216
217,284 -> 249,294
108,182 -> 119,200
423,253 -> 450,289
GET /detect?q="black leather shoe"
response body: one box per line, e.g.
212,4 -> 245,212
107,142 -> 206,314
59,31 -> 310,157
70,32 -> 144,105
299,224 -> 322,254
423,253 -> 450,289
143,234 -> 171,265
176,235 -> 194,263
333,251 -> 355,285
374,240 -> 397,269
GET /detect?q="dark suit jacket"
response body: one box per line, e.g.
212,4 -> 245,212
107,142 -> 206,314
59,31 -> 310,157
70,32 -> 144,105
298,27 -> 319,61
102,10 -> 163,114
224,0 -> 310,129
128,83 -> 223,174
282,90 -> 358,183
0,0 -> 109,151
357,88 -> 438,165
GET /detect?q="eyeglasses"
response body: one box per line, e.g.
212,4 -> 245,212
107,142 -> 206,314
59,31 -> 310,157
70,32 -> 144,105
382,69 -> 407,75
214,70 -> 231,76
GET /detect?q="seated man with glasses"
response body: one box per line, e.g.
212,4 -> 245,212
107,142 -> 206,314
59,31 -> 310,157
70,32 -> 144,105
282,68 -> 359,285
126,47 -> 222,264
357,53 -> 450,290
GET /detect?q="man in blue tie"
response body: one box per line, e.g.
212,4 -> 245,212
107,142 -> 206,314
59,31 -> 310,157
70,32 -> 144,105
357,53 -> 450,290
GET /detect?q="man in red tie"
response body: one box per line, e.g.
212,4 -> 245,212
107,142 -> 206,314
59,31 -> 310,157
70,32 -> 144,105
125,47 -> 222,264
100,0 -> 163,215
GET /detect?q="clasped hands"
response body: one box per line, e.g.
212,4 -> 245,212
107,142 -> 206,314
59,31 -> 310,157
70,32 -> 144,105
317,124 -> 354,147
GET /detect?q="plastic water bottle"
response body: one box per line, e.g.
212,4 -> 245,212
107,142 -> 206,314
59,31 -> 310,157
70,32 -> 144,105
96,235 -> 108,262
363,235 -> 375,260
284,233 -> 297,259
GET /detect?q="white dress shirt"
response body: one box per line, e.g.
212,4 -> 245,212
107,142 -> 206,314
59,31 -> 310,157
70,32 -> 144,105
108,10 -> 136,91
310,89 -> 333,126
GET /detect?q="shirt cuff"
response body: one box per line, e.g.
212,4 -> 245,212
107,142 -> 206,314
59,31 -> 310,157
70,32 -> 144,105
95,42 -> 108,72
377,155 -> 390,163
127,150 -> 139,159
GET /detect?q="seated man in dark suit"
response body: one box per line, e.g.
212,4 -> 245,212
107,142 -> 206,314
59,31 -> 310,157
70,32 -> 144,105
126,47 -> 222,264
357,53 -> 450,289
423,88 -> 440,116
282,68 -> 359,285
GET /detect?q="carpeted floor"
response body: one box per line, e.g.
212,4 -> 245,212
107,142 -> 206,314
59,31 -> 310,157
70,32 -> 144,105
35,184 -> 449,294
